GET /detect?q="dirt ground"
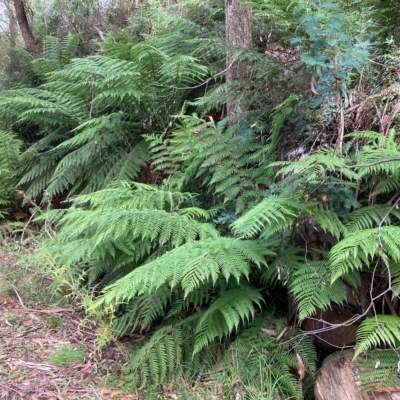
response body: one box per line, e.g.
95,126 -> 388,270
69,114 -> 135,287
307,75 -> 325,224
0,241 -> 138,400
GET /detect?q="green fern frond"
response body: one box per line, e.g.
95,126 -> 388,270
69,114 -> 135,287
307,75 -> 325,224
113,285 -> 174,336
218,321 -> 315,399
355,315 -> 400,358
0,131 -> 22,218
273,148 -> 359,184
194,285 -> 263,354
357,349 -> 400,391
123,324 -> 185,389
310,207 -> 348,239
233,195 -> 303,238
123,316 -> 211,390
390,262 -> 400,297
330,227 -> 400,282
346,205 -> 400,233
266,95 -> 300,160
289,260 -> 347,320
149,115 -> 273,213
354,148 -> 400,177
70,181 -> 195,212
261,246 -> 304,285
97,237 -> 267,305
372,175 -> 400,196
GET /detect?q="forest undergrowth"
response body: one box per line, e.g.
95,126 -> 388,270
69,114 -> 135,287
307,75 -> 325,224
0,233 -> 157,400
2,0 -> 400,399
0,231 -> 237,399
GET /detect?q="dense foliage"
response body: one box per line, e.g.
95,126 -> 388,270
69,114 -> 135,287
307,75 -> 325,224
2,0 -> 400,398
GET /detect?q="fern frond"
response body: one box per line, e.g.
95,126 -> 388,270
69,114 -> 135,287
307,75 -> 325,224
149,115 -> 273,213
357,349 -> 400,391
123,315 -> 211,390
346,205 -> 400,233
70,181 -> 195,212
353,148 -> 400,178
112,285 -> 174,336
0,131 -> 22,218
310,207 -> 348,239
124,324 -> 184,389
194,285 -> 263,354
272,148 -> 359,187
233,195 -> 303,238
97,238 -> 267,305
289,260 -> 347,320
355,315 -> 400,358
330,227 -> 400,282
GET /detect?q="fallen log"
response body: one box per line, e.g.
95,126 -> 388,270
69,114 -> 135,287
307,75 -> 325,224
315,350 -> 400,400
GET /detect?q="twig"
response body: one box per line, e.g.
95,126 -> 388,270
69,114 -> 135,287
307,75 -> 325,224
348,157 -> 400,169
9,307 -> 75,314
16,326 -> 42,337
12,284 -> 26,308
90,385 -> 102,398
14,360 -> 56,371
0,382 -> 23,396
20,208 -> 37,243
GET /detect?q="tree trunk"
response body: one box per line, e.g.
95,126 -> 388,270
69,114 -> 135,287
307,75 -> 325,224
13,0 -> 38,58
3,0 -> 19,74
225,0 -> 252,120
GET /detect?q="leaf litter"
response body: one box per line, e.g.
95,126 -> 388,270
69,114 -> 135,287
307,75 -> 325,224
0,241 -> 136,400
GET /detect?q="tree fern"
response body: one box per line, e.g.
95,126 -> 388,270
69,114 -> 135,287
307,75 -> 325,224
0,36 -> 209,201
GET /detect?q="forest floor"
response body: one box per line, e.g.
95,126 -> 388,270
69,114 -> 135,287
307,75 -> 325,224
0,236 -> 140,400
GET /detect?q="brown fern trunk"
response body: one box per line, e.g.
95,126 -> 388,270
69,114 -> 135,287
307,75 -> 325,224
225,0 -> 252,119
13,0 -> 38,58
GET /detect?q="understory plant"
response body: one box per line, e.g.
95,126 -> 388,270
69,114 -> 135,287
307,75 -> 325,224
37,108 -> 400,396
0,131 -> 21,220
4,0 -> 400,397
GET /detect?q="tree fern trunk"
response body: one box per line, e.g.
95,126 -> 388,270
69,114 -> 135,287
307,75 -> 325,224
225,0 -> 252,120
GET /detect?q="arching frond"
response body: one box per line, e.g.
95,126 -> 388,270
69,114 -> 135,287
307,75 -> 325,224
98,238 -> 267,305
233,195 -> 303,238
357,349 -> 400,391
355,315 -> 400,358
194,285 -> 263,354
346,205 -> 400,233
289,260 -> 347,321
330,227 -> 400,282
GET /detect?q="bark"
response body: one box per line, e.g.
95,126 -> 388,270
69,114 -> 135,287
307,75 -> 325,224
315,350 -> 400,400
3,0 -> 19,74
302,306 -> 360,351
225,0 -> 252,119
13,0 -> 38,58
